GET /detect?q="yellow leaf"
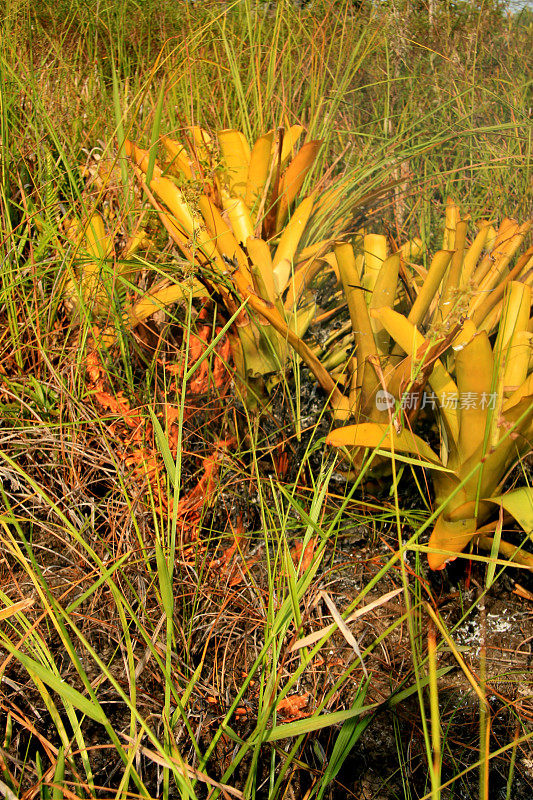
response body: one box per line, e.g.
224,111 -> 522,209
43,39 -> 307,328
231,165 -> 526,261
405,250 -> 452,329
442,198 -> 460,250
84,213 -> 113,260
280,125 -> 304,163
472,218 -> 520,286
198,195 -> 252,284
438,219 -> 469,321
399,237 -> 423,261
326,422 -> 442,465
455,332 -> 494,463
0,598 -> 34,621
161,136 -> 193,180
245,132 -> 273,215
335,243 -> 378,407
494,282 -> 531,392
461,222 -> 491,286
218,129 -> 251,199
190,126 -> 212,161
148,175 -> 195,236
369,252 -> 400,353
272,194 -> 314,269
221,192 -> 254,245
275,140 -> 321,231
469,221 -> 531,316
125,140 -> 163,178
427,513 -> 479,571
247,236 -> 276,304
125,280 -> 208,327
488,488 -> 533,536
362,234 -> 387,297
371,306 -> 460,446
272,258 -> 291,295
502,371 -> 533,413
297,239 -> 333,262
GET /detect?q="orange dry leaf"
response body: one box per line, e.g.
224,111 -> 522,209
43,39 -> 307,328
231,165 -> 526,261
84,341 -> 233,543
94,390 -> 143,436
277,693 -> 310,720
158,307 -> 232,396
124,448 -> 160,481
86,350 -> 104,386
213,334 -> 231,387
177,439 -> 232,515
164,404 -> 181,428
210,515 -> 245,568
290,538 -> 317,574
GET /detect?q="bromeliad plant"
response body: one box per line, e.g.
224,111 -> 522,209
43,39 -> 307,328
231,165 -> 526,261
124,125 -> 346,400
313,235 -> 426,425
124,125 -> 424,416
327,205 -> 533,569
57,124 -> 387,416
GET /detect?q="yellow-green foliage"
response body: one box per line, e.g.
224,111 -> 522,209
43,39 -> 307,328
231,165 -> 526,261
327,204 -> 533,569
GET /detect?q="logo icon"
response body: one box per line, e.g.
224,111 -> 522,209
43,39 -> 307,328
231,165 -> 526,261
375,390 -> 395,411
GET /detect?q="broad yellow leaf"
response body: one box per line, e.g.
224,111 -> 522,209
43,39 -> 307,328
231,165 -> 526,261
162,136 -> 193,180
455,332 -> 494,463
494,282 -> 531,392
280,125 -> 304,163
198,195 -> 242,263
362,234 -> 387,297
148,175 -> 195,236
488,488 -> 533,536
275,140 -> 321,231
245,132 -> 273,214
472,244 -> 533,328
335,243 -> 378,410
369,252 -> 400,353
326,422 -> 442,465
427,513 -> 478,571
190,125 -> 212,161
371,306 -> 460,446
218,129 -> 251,199
272,194 -> 314,269
247,236 -> 276,304
442,197 -> 460,251
461,222 -> 491,286
472,218 -> 520,286
469,222 -> 531,316
272,258 -> 291,295
438,218 -> 468,321
125,140 -> 163,178
405,250 -> 452,330
221,193 -> 254,245
125,280 -> 207,328
84,213 -> 113,260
